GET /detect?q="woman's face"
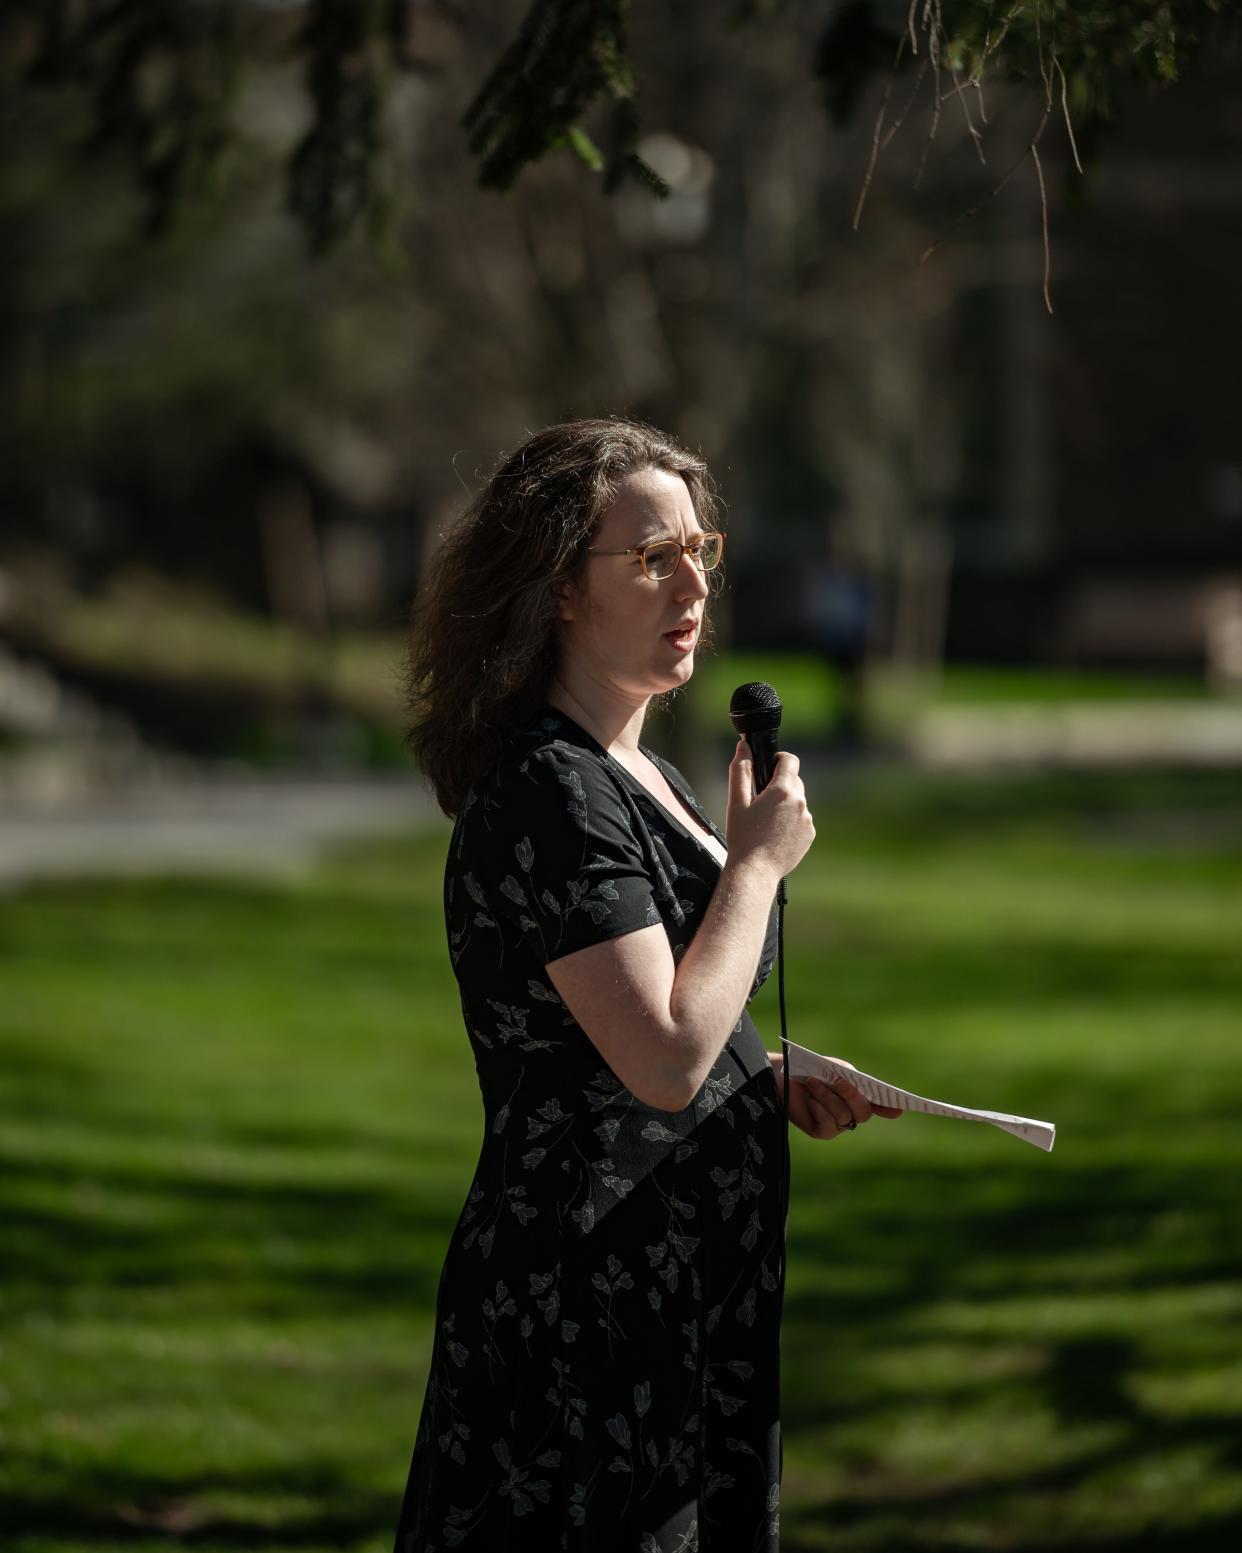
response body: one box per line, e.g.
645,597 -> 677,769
558,467 -> 712,704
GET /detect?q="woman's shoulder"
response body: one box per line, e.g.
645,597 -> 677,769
498,706 -> 611,783
460,707 -> 621,830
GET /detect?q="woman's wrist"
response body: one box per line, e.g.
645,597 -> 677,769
721,852 -> 781,900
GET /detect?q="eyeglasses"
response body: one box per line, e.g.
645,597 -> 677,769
587,531 -> 726,581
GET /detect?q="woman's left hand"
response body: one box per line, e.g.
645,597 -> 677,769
771,1054 -> 903,1140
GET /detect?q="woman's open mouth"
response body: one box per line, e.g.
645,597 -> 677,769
664,624 -> 698,652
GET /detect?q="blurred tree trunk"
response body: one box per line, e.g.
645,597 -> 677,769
892,522 -> 953,687
258,480 -> 328,637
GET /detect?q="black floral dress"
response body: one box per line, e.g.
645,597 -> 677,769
393,706 -> 784,1553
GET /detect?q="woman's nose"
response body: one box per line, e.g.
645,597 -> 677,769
674,549 -> 710,598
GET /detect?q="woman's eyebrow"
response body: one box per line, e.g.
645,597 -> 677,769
638,528 -> 706,546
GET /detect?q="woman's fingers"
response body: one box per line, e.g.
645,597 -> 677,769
788,1075 -> 904,1140
785,1079 -> 820,1137
833,1078 -> 874,1125
799,1087 -> 843,1140
804,1077 -> 870,1125
819,1059 -> 904,1120
817,1082 -> 857,1129
795,1079 -> 850,1135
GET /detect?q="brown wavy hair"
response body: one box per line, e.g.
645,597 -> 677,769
404,417 -> 723,817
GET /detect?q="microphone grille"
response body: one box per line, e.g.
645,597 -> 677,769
730,680 -> 783,734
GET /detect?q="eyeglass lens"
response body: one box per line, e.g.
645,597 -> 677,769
645,533 -> 722,579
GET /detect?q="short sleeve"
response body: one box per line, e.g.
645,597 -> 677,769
485,746 -> 661,966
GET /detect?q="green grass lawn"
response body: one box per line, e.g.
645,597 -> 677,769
2,768 -> 1241,1551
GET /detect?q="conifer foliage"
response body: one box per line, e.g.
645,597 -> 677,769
21,0 -> 242,236
7,0 -> 1234,249
462,0 -> 667,198
288,0 -> 403,253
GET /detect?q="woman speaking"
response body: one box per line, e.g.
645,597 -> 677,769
393,419 -> 895,1553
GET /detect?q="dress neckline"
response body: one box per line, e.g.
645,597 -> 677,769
534,705 -> 727,863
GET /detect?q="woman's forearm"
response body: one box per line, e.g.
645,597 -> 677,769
660,855 -> 780,1103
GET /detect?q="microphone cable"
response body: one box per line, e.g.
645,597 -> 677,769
774,875 -> 791,1333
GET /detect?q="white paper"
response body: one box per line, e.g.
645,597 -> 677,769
784,1040 -> 1056,1152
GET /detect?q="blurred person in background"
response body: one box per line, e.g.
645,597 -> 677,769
805,531 -> 872,748
393,418 -> 898,1552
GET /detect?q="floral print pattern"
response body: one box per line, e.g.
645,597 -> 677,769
393,708 -> 783,1553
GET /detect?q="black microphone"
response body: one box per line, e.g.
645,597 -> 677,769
729,681 -> 783,793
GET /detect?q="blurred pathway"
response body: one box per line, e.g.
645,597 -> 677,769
5,700 -> 1242,889
907,700 -> 1242,768
0,773 -> 437,889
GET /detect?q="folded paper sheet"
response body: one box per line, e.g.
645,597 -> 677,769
784,1040 -> 1056,1152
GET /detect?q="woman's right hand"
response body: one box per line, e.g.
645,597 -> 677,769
725,738 -> 815,881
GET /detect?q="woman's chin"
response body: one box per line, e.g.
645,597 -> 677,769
657,655 -> 696,692
622,652 -> 697,701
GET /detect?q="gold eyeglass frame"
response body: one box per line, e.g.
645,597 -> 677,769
586,531 -> 726,581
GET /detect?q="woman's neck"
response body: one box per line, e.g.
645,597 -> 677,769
546,677 -> 649,758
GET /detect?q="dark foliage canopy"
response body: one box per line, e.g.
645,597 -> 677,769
7,0 -> 1234,249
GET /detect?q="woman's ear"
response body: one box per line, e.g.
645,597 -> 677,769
557,576 -> 578,624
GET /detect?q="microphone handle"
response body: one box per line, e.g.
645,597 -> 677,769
744,728 -> 787,904
746,729 -> 779,794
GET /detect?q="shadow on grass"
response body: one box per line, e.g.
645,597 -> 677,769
2,1174 -> 454,1317
3,1447 -> 399,1549
777,1153 -> 1242,1549
783,1375 -> 1242,1551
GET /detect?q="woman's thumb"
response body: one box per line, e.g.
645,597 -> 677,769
730,737 -> 754,806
